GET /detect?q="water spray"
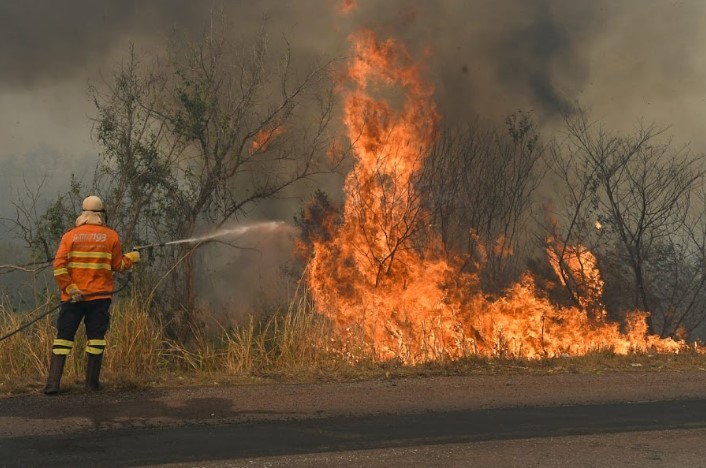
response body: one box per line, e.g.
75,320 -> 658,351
1,221 -> 290,342
132,221 -> 288,251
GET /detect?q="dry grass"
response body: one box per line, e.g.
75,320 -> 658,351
0,290 -> 351,394
2,291 -> 706,396
0,295 -> 56,379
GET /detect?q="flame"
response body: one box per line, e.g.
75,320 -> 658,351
306,28 -> 685,363
338,0 -> 357,15
251,126 -> 284,153
546,238 -> 605,318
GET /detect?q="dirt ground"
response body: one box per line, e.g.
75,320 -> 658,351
2,370 -> 706,438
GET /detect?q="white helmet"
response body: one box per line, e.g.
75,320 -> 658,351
82,195 -> 105,212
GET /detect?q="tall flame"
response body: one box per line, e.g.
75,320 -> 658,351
306,29 -> 684,363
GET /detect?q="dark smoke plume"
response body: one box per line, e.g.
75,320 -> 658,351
2,1 -> 703,121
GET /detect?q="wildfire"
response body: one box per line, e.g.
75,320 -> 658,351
337,0 -> 357,15
251,126 -> 284,153
306,28 -> 685,363
546,238 -> 605,318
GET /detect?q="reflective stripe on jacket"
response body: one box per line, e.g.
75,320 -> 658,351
53,224 -> 134,302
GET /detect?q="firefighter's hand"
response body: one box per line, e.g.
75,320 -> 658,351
124,251 -> 140,264
66,284 -> 83,303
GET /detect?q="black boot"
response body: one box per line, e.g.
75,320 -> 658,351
85,353 -> 103,391
43,354 -> 66,395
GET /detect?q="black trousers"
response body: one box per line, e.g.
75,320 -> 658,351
56,299 -> 111,342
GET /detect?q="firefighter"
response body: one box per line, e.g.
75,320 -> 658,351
44,195 -> 140,394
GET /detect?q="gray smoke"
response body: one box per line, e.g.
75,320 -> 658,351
2,1 -> 704,133
0,0 -> 201,88
2,0 -> 706,313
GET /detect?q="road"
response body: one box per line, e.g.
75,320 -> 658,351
2,371 -> 706,467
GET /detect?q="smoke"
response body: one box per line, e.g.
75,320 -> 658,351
193,221 -> 298,319
3,0 -> 706,309
2,1 -> 703,114
2,1 -> 704,144
0,0 -> 204,88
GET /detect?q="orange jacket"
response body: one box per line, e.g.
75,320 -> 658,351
53,224 -> 134,302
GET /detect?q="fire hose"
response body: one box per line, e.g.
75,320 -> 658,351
0,235 -> 213,342
132,239 -> 201,250
133,242 -> 168,251
0,242 -> 168,275
0,273 -> 133,343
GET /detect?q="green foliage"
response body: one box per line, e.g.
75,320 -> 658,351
174,77 -> 209,142
7,20 -> 339,335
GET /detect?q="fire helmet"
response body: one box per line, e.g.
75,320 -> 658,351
82,195 -> 105,212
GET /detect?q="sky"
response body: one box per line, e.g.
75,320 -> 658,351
2,0 -> 706,307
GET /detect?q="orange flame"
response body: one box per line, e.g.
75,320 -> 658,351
251,126 -> 284,153
306,29 -> 685,363
546,238 -> 605,319
338,0 -> 357,15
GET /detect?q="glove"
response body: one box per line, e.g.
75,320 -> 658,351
124,251 -> 140,263
66,283 -> 83,303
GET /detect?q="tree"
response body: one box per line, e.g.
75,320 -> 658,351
91,45 -> 181,252
1,175 -> 83,264
419,111 -> 545,293
9,18 -> 342,336
146,22 -> 338,317
548,109 -> 706,337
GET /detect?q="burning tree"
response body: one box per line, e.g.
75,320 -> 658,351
419,111 -> 545,294
307,29 -> 463,362
547,110 -> 706,338
306,28 -> 686,364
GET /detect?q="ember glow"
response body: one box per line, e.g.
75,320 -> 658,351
251,126 -> 284,153
337,0 -> 357,15
306,29 -> 684,363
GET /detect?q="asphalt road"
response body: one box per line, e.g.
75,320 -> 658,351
3,399 -> 706,467
2,372 -> 706,467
